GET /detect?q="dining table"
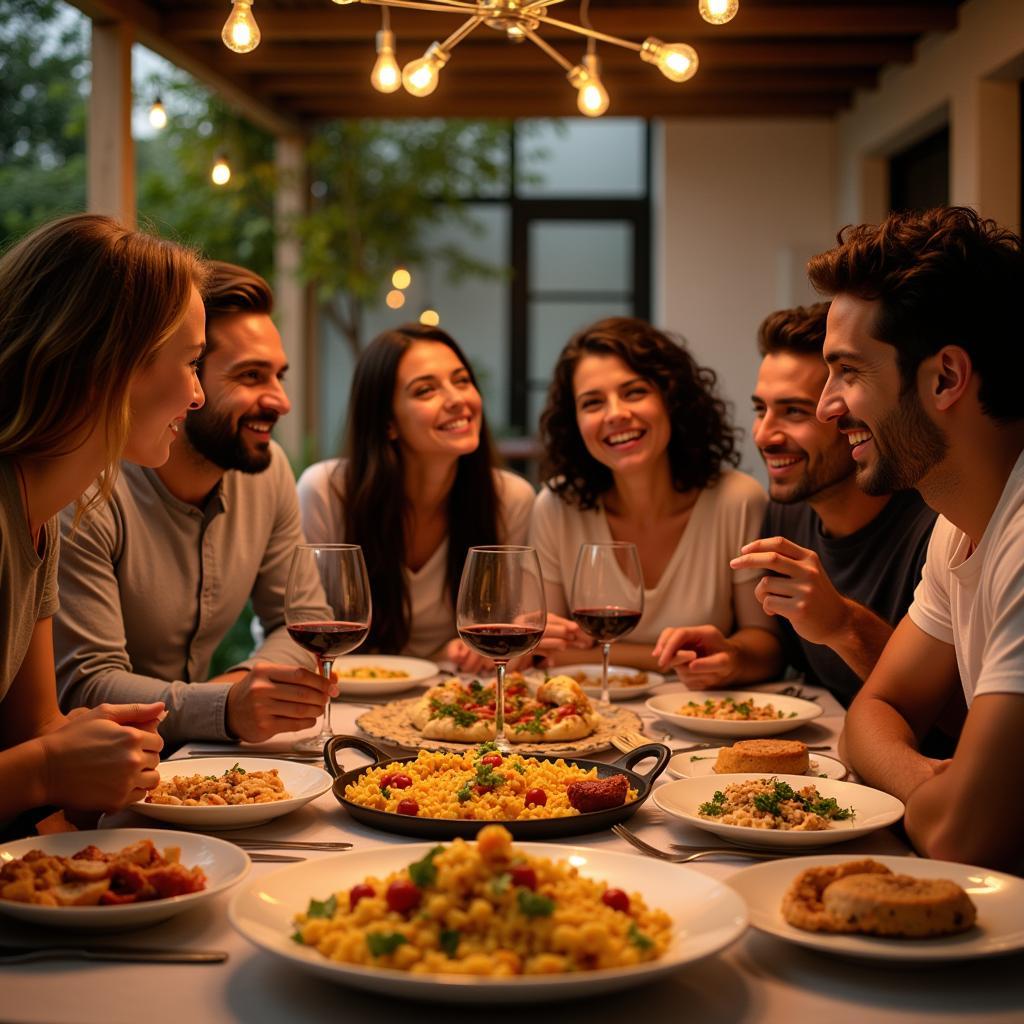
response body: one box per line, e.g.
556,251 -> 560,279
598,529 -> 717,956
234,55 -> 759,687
2,677 -> 1021,1024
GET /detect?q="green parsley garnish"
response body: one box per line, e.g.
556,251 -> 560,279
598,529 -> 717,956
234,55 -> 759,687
305,894 -> 337,919
366,932 -> 408,957
511,761 -> 526,775
380,786 -> 391,799
457,782 -> 473,803
689,755 -> 711,761
439,929 -> 461,957
490,872 -> 512,896
429,699 -> 479,728
628,922 -> 654,951
474,762 -> 505,789
807,795 -> 854,820
516,889 -> 555,918
475,741 -> 498,757
290,930 -> 304,944
513,707 -> 546,735
408,845 -> 444,888
698,790 -> 727,816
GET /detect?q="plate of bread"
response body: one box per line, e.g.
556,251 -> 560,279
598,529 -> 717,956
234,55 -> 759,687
667,740 -> 847,780
728,855 -> 1024,961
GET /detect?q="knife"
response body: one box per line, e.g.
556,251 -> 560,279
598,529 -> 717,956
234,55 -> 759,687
0,945 -> 228,965
178,751 -> 323,762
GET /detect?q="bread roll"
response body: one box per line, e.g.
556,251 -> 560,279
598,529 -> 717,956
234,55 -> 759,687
714,739 -> 810,775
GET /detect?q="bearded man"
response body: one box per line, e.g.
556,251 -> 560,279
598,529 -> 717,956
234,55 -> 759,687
730,302 -> 936,706
55,262 -> 334,744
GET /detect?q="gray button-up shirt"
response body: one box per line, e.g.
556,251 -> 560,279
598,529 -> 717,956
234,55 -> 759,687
54,442 -> 330,742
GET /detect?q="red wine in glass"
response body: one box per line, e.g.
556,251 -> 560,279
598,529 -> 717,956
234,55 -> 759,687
286,621 -> 370,659
570,543 -> 645,703
571,607 -> 642,644
458,624 -> 545,660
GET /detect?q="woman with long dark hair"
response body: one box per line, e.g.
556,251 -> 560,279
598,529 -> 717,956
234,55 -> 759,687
298,324 -> 535,665
532,317 -> 781,685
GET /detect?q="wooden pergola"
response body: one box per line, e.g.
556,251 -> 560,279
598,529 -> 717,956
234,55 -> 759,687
67,0 -> 965,453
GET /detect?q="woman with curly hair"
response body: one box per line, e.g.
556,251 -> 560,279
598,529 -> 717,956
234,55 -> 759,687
298,324 -> 535,669
530,317 -> 782,685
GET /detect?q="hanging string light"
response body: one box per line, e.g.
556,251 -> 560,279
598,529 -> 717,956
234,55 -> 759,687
148,96 -> 167,130
211,153 -> 232,186
419,309 -> 441,327
221,0 -> 261,53
386,289 -> 406,309
371,8 -> 402,94
392,266 -> 412,290
699,0 -> 739,26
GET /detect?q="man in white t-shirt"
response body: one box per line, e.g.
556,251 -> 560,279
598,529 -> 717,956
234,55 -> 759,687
808,206 -> 1024,870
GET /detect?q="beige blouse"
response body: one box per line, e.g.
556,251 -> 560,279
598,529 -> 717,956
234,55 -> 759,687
297,461 -> 536,658
528,469 -> 771,646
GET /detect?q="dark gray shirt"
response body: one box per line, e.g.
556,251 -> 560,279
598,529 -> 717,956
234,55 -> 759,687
762,489 -> 937,707
54,442 -> 330,741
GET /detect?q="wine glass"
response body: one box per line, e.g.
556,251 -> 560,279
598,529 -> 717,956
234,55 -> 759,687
285,543 -> 371,754
570,542 -> 644,704
456,545 -> 546,753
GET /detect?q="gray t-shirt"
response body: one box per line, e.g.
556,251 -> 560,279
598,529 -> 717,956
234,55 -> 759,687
0,459 -> 60,698
54,442 -> 329,741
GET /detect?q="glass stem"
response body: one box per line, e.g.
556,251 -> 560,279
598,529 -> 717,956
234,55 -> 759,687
494,660 -> 510,752
318,657 -> 334,740
601,643 -> 611,704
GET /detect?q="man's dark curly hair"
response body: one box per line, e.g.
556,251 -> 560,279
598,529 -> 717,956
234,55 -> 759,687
538,317 -> 740,510
808,206 -> 1024,423
757,301 -> 830,357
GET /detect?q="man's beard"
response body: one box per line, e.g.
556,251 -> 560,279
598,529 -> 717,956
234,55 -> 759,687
854,390 -> 948,496
185,404 -> 276,473
766,444 -> 855,505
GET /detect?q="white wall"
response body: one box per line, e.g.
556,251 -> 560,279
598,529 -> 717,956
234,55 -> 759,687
654,118 -> 837,478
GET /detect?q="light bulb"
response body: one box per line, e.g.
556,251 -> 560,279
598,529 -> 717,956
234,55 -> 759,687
371,30 -> 401,94
148,98 -> 167,130
640,38 -> 699,83
331,0 -> 359,4
419,309 -> 440,327
221,0 -> 261,53
386,289 -> 406,310
392,266 -> 411,289
698,0 -> 738,25
211,154 -> 231,186
568,54 -> 610,118
402,43 -> 449,98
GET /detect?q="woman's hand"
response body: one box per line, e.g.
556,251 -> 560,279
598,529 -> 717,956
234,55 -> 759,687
653,625 -> 740,689
38,702 -> 165,812
536,613 -> 592,655
446,638 -> 493,676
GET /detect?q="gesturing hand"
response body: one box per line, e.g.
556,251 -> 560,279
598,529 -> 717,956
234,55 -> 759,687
226,663 -> 339,742
652,625 -> 740,689
40,702 -> 166,811
730,536 -> 851,645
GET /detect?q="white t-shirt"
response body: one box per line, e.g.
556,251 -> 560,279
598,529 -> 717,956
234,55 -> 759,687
528,469 -> 770,646
296,460 -> 535,658
908,448 -> 1024,704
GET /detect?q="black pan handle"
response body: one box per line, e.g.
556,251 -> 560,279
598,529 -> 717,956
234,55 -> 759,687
324,734 -> 388,778
612,742 -> 671,783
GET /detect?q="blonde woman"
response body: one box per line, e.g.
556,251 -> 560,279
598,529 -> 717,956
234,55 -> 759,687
0,214 -> 206,832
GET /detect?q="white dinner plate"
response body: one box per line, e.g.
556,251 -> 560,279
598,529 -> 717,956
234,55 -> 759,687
667,748 -> 847,781
131,757 -> 333,830
645,690 -> 823,738
728,855 -> 1024,962
653,774 -> 904,849
0,828 -> 249,930
551,664 -> 665,702
229,841 -> 747,1003
332,655 -> 439,697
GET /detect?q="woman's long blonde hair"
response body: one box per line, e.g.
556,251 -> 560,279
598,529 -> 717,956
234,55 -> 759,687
0,214 -> 206,508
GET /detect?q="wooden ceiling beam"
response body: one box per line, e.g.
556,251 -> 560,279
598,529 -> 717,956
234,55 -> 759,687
224,37 -> 914,73
163,5 -> 957,43
65,0 -> 301,134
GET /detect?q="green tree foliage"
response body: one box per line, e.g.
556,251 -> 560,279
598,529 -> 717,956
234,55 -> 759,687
0,0 -> 89,247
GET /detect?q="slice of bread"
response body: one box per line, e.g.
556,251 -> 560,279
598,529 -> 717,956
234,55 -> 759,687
714,739 -> 810,775
822,873 -> 977,937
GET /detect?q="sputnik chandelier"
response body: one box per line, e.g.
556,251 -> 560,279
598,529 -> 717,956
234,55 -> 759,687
222,0 -> 740,117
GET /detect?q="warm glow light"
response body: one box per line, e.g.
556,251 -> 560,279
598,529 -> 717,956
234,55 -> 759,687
698,0 -> 739,26
371,30 -> 401,94
402,43 -> 448,98
211,155 -> 231,186
641,38 -> 699,83
148,98 -> 167,130
569,54 -> 609,117
392,267 -> 411,289
221,0 -> 261,53
419,309 -> 440,326
386,289 -> 406,309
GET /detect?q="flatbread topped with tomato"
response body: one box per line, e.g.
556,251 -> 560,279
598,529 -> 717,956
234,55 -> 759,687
409,674 -> 601,743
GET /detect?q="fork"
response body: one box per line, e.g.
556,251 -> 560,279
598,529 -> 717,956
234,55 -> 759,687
225,839 -> 352,852
611,824 -> 785,862
611,731 -> 713,755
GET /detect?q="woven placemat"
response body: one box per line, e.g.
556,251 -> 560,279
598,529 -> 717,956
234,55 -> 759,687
356,697 -> 643,756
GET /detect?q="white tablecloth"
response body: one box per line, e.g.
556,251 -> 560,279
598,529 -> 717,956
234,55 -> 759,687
3,680 -> 1022,1024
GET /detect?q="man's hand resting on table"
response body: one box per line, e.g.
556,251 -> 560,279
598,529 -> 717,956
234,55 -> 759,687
223,663 -> 339,742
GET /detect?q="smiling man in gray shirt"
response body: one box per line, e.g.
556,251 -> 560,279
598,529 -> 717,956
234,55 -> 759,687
55,262 -> 334,744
